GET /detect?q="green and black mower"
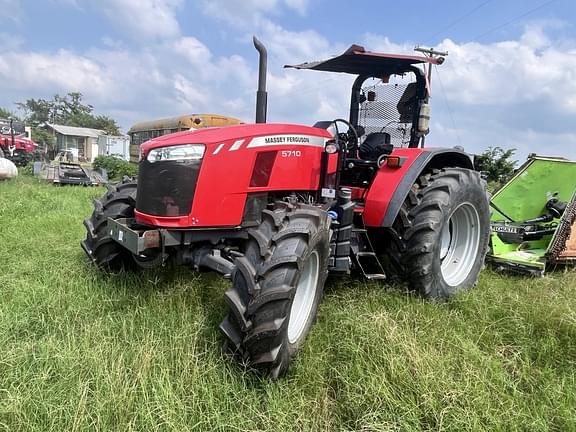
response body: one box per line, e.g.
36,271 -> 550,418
487,155 -> 576,276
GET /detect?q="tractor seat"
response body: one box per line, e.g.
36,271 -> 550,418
358,132 -> 393,161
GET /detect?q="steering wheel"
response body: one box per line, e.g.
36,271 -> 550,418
331,119 -> 360,157
336,132 -> 355,151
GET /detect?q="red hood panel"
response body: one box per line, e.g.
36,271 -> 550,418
141,123 -> 332,153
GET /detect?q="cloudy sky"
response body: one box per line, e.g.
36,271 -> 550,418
1,0 -> 575,160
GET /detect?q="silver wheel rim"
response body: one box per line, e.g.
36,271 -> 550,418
440,202 -> 481,287
288,251 -> 320,344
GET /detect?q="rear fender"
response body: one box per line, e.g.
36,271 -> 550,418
363,148 -> 474,227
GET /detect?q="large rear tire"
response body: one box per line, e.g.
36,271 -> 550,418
219,202 -> 331,378
385,168 -> 490,300
81,177 -> 138,271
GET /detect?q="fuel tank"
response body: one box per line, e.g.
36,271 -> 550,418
136,123 -> 333,228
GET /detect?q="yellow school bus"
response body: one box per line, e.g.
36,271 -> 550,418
128,114 -> 242,162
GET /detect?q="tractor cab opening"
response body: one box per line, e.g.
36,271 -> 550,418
285,45 -> 444,188
285,45 -> 442,150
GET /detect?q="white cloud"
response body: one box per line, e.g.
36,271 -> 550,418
342,23 -> 565,158
432,112 -> 576,161
434,24 -> 576,114
171,37 -> 212,65
0,50 -> 107,93
198,0 -> 310,29
93,0 -> 183,39
173,74 -> 210,109
362,34 -> 415,54
260,19 -> 333,62
0,35 -> 258,131
284,0 -> 309,15
1,7 -> 575,161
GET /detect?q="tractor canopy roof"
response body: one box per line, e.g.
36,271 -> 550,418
285,44 -> 441,76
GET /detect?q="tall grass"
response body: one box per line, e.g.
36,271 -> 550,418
0,176 -> 575,431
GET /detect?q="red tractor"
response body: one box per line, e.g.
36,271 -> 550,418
82,38 -> 490,377
0,119 -> 38,166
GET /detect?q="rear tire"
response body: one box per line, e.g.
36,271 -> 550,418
385,168 -> 490,300
81,177 -> 138,271
219,202 -> 330,378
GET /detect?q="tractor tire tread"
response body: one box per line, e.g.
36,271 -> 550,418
385,167 -> 490,299
82,178 -> 138,271
219,202 -> 330,378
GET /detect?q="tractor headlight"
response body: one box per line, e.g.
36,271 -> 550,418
146,144 -> 205,162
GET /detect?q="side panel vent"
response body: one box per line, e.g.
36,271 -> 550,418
250,151 -> 277,187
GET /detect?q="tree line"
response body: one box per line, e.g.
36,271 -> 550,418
0,92 -> 120,149
1,94 -> 518,185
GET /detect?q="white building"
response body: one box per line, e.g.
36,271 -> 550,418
98,135 -> 130,161
43,124 -> 130,162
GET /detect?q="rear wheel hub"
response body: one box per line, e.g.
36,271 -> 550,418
440,202 -> 481,287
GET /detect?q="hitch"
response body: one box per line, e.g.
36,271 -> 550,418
179,247 -> 236,278
197,249 -> 236,277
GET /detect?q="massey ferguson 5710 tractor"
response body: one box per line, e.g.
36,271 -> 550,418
82,38 -> 490,377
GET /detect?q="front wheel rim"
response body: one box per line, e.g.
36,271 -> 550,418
440,202 -> 481,287
288,251 -> 320,344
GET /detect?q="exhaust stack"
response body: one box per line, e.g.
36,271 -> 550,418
253,36 -> 268,123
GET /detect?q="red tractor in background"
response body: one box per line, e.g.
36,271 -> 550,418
0,119 -> 38,166
82,38 -> 490,378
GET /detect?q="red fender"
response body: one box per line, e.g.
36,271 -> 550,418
363,148 -> 474,227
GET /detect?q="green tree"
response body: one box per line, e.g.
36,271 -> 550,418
16,92 -> 120,135
31,128 -> 55,149
0,107 -> 20,120
475,146 -> 517,189
14,93 -> 120,151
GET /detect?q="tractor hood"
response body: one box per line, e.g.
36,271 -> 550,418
135,122 -> 334,228
284,44 -> 442,76
140,123 -> 332,156
19,137 -> 38,153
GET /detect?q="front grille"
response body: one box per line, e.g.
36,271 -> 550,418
136,159 -> 201,216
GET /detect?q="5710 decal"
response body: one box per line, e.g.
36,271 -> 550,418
281,150 -> 302,157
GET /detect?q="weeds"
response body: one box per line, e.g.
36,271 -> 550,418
0,177 -> 574,431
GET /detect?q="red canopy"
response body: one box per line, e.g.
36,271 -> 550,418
285,44 -> 441,76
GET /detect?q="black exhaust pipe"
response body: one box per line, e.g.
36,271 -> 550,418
253,36 -> 267,123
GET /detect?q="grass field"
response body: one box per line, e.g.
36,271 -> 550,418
0,175 -> 575,431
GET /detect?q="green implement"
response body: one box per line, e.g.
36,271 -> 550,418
487,155 -> 576,276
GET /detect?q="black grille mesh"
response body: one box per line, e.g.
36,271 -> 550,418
136,160 -> 201,217
358,76 -> 417,148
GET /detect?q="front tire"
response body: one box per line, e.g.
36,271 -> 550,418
386,168 -> 490,300
81,177 -> 138,271
219,202 -> 331,378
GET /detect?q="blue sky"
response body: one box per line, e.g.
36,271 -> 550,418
1,0 -> 575,160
